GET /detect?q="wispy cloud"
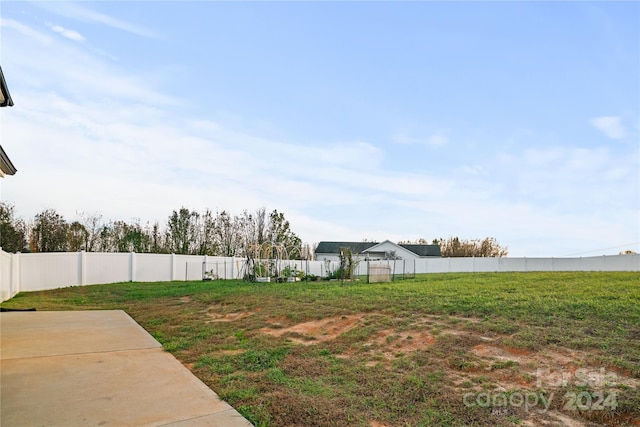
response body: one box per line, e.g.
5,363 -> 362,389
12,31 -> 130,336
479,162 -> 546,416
4,84 -> 637,256
3,18 -> 176,105
392,132 -> 448,147
33,2 -> 157,39
590,116 -> 627,139
47,23 -> 85,42
0,18 -> 52,45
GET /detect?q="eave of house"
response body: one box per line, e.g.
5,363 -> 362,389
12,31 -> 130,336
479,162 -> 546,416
0,145 -> 17,176
0,65 -> 17,177
315,241 -> 377,255
0,66 -> 14,107
362,240 -> 419,259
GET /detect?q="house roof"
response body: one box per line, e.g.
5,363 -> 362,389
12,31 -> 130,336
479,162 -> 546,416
0,66 -> 14,107
315,241 -> 377,254
398,244 -> 441,257
0,145 -> 17,176
315,241 -> 441,257
0,65 -> 17,177
364,240 -> 442,257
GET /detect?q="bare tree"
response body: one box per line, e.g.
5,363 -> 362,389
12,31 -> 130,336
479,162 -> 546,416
77,212 -> 103,252
15,203 -> 309,259
67,221 -> 89,251
194,209 -> 217,255
238,207 -> 268,255
435,237 -> 508,257
215,210 -> 242,257
300,242 -> 317,260
149,221 -> 166,254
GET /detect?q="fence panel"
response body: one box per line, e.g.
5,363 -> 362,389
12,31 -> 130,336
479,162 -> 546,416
1,251 -> 13,301
523,258 -> 554,272
582,254 -> 639,271
472,258 -> 499,272
19,253 -> 80,292
173,255 -> 203,281
85,252 -> 130,284
136,253 -> 172,282
497,258 -> 526,272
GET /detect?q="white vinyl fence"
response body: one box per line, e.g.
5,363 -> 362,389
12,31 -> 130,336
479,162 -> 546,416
0,249 -> 638,302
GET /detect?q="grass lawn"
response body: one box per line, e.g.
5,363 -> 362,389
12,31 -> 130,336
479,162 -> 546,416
2,272 -> 639,426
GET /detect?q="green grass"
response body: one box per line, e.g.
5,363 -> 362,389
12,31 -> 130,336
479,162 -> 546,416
2,272 -> 639,426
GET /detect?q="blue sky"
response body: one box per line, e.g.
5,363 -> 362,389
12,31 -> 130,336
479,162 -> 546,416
1,1 -> 638,257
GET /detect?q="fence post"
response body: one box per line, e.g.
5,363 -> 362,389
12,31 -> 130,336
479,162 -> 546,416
80,251 -> 87,285
367,260 -> 370,283
203,255 -> 208,280
129,251 -> 136,282
11,251 -> 21,299
170,253 -> 176,281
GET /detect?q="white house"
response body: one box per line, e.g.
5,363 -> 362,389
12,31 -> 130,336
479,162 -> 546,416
315,240 -> 441,263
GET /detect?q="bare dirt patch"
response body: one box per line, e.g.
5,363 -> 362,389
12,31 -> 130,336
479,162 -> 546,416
258,312 -> 638,426
458,343 -> 640,426
362,328 -> 436,363
471,344 -> 530,362
441,328 -> 496,342
470,344 -> 640,390
206,311 -> 255,322
261,314 -> 364,345
205,304 -> 256,322
423,314 -> 484,324
264,315 -> 289,326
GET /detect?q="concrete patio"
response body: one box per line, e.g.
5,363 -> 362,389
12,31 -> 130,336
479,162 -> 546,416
0,310 -> 253,426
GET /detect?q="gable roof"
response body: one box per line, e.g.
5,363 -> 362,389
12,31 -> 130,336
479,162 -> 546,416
0,145 -> 17,176
315,241 -> 377,254
0,66 -> 14,107
398,244 -> 441,257
0,65 -> 17,177
364,240 -> 441,257
315,241 -> 441,257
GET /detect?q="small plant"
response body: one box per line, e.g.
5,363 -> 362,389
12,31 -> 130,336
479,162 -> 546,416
326,247 -> 361,280
281,264 -> 303,281
203,269 -> 218,281
491,360 -> 519,370
254,261 -> 269,278
339,247 -> 357,280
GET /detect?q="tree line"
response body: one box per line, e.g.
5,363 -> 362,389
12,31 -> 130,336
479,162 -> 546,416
399,237 -> 508,257
1,202 -> 509,259
0,203 -> 309,259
